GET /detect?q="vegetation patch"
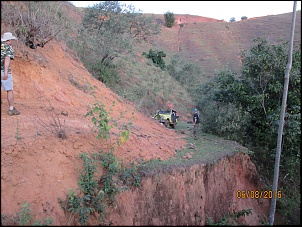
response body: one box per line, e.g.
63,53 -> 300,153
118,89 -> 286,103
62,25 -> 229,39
33,100 -> 67,140
59,100 -> 138,225
206,208 -> 253,225
59,151 -> 141,225
137,120 -> 245,177
1,202 -> 53,226
197,37 -> 300,224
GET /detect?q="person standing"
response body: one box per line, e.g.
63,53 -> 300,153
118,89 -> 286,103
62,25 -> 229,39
193,108 -> 200,136
1,32 -> 20,116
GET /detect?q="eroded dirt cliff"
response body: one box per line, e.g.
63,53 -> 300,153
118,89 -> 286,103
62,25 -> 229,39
106,152 -> 269,226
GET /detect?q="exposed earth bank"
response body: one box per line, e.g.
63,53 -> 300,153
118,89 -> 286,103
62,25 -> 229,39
1,29 -> 270,226
105,152 -> 270,226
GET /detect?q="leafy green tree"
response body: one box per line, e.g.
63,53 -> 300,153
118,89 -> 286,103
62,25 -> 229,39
196,69 -> 250,140
70,1 -> 159,84
164,11 -> 175,28
80,1 -> 157,64
197,37 -> 301,223
205,38 -> 300,153
239,38 -> 300,150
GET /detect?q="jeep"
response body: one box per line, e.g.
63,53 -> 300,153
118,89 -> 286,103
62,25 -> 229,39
153,109 -> 179,128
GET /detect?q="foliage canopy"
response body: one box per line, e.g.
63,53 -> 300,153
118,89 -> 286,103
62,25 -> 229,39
68,1 -> 159,84
197,37 -> 301,223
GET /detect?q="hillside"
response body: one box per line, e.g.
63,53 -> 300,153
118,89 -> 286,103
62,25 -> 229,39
150,12 -> 301,79
108,11 -> 301,116
1,2 -> 299,225
0,38 -> 191,223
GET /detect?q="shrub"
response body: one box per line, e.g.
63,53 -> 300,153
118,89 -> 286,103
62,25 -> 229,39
164,11 -> 175,28
1,1 -> 76,49
60,151 -> 141,225
229,17 -> 236,22
142,49 -> 166,70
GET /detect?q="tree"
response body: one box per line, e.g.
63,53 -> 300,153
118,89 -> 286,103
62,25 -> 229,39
1,1 -> 74,49
197,36 -> 301,224
229,17 -> 236,22
164,11 -> 175,28
80,1 -> 158,64
71,1 -> 159,84
241,16 -> 248,20
239,37 -> 300,150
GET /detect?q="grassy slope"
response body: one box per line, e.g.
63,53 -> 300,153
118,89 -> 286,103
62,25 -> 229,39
139,120 -> 250,175
61,4 -> 301,122
151,12 -> 301,80
111,37 -> 196,120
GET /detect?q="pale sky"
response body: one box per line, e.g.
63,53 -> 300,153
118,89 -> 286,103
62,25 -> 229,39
70,1 -> 301,21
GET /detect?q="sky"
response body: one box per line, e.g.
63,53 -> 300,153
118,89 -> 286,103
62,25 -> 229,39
70,1 -> 301,21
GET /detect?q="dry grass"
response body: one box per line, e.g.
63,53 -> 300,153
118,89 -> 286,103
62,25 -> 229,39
109,11 -> 301,120
150,12 -> 301,82
113,40 -> 196,119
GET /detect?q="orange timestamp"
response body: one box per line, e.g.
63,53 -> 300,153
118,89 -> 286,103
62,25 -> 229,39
236,190 -> 282,199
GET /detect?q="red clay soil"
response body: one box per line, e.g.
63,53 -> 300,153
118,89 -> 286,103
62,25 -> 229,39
1,11 -> 284,225
0,40 -> 187,223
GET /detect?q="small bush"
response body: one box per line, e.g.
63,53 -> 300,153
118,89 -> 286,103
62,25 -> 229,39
164,11 -> 175,28
1,1 -> 76,49
142,49 -> 166,70
60,151 -> 141,225
0,202 -> 53,226
229,17 -> 236,22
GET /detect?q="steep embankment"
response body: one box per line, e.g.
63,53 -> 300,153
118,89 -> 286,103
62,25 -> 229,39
0,39 -> 271,225
0,40 -> 187,224
0,8 -> 279,225
106,152 -> 270,226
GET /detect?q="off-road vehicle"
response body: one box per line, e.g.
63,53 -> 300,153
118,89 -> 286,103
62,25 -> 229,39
153,109 -> 179,128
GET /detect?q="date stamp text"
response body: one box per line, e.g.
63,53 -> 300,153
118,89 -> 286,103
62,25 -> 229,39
236,190 -> 282,199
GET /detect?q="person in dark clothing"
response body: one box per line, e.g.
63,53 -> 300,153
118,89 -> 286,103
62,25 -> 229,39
193,108 -> 200,136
